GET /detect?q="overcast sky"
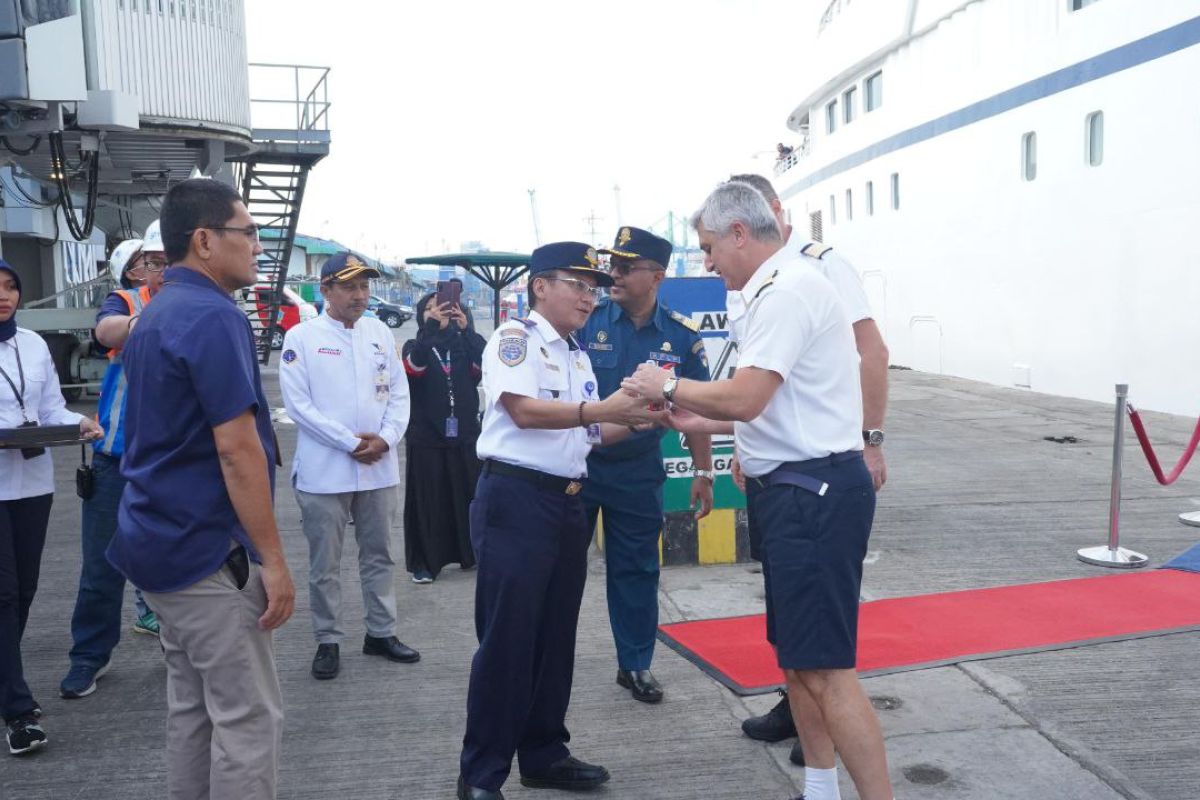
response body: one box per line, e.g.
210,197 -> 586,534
243,0 -> 823,263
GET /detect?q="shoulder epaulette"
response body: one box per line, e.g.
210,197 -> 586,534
752,270 -> 779,301
668,310 -> 699,332
511,316 -> 537,328
801,242 -> 833,260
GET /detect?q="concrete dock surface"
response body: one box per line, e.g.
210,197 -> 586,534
7,322 -> 1200,799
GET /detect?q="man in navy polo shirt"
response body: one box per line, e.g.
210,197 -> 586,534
108,178 -> 295,800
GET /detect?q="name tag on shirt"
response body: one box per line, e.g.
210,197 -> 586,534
649,351 -> 682,365
374,371 -> 389,401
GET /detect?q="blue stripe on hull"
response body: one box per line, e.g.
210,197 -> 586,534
782,15 -> 1200,198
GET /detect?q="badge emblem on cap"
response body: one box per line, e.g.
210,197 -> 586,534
618,227 -> 632,246
597,330 -> 608,343
585,248 -> 599,267
662,342 -> 672,352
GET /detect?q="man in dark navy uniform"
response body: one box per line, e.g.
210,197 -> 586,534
457,243 -> 666,800
580,226 -> 713,704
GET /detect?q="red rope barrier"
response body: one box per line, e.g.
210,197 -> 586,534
1127,403 -> 1200,485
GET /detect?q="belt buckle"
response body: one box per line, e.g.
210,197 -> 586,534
565,480 -> 582,496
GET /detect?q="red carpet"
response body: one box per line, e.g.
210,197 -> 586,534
656,571 -> 1200,695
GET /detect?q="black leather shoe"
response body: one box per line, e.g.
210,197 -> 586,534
741,689 -> 796,742
311,643 -> 339,680
616,669 -> 663,704
789,739 -> 805,766
363,635 -> 420,663
520,755 -> 610,791
456,774 -> 504,799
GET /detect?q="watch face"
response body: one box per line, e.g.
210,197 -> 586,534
865,430 -> 885,446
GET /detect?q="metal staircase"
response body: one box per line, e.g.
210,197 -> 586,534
232,64 -> 331,362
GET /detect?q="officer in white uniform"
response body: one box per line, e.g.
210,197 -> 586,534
623,183 -> 894,800
279,252 -> 417,681
457,242 -> 665,800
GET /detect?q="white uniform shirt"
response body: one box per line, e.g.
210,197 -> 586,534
727,232 -> 872,345
476,310 -> 599,479
279,312 -> 410,494
735,247 -> 864,478
0,329 -> 84,501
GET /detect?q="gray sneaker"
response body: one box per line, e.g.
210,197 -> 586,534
59,661 -> 111,699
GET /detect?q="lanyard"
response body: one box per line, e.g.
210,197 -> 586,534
431,346 -> 455,417
0,339 -> 29,421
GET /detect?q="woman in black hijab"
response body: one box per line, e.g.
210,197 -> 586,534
401,290 -> 487,582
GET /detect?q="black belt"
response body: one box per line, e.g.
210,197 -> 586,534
482,459 -> 584,496
751,451 -> 863,496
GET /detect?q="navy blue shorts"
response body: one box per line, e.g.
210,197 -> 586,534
747,454 -> 875,671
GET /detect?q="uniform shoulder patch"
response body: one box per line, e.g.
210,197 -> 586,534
669,310 -> 699,332
498,334 -> 528,366
801,242 -> 833,259
282,349 -> 297,364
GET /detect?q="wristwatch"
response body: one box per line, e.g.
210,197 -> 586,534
662,376 -> 679,402
692,468 -> 714,482
862,429 -> 885,447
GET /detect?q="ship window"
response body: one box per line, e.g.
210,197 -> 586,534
866,181 -> 874,215
1087,111 -> 1104,166
843,87 -> 857,124
826,100 -> 838,134
865,71 -> 883,111
1022,132 -> 1037,180
829,195 -> 837,225
890,173 -> 900,210
845,189 -> 853,221
1070,0 -> 1100,10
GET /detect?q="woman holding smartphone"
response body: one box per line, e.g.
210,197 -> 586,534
401,288 -> 486,583
0,259 -> 103,755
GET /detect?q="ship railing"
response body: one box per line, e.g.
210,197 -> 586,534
773,137 -> 811,177
247,63 -> 331,146
819,0 -> 850,32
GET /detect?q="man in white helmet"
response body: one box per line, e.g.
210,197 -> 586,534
60,222 -> 169,700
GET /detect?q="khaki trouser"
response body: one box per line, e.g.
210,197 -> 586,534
144,559 -> 284,800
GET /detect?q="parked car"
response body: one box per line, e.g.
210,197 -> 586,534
248,281 -> 317,349
369,295 -> 413,328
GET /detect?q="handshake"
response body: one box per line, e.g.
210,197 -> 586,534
584,363 -> 705,435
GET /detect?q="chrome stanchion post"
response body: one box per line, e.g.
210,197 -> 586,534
1079,384 -> 1149,568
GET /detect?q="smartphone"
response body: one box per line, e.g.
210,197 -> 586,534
436,280 -> 462,309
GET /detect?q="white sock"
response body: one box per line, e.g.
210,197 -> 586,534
803,766 -> 841,800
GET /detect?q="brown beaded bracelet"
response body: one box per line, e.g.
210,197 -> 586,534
578,400 -> 587,428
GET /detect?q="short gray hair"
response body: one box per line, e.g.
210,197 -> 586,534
727,173 -> 779,204
690,181 -> 782,243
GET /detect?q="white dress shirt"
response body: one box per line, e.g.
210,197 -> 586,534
279,312 -> 410,494
727,232 -> 872,345
476,310 -> 600,479
734,247 -> 864,478
1,329 -> 85,501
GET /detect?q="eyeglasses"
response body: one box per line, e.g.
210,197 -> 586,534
188,224 -> 261,242
606,260 -> 663,276
545,275 -> 603,300
140,257 -> 169,273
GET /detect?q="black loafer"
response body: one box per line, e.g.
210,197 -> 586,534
456,774 -> 504,799
520,755 -> 610,791
616,669 -> 663,704
789,739 -> 805,766
363,635 -> 420,663
311,643 -> 339,680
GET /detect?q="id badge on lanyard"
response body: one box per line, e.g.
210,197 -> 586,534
433,346 -> 458,439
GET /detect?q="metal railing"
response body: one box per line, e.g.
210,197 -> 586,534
247,63 -> 331,140
819,0 -> 851,32
772,137 -> 811,177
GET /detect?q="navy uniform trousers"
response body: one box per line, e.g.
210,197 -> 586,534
461,471 -> 591,791
581,455 -> 663,671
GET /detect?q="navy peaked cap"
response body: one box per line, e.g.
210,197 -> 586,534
529,242 -> 614,287
598,226 -> 672,269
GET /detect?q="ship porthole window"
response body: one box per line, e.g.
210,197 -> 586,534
1086,111 -> 1104,166
890,173 -> 900,210
866,181 -> 875,215
865,71 -> 883,112
1022,132 -> 1037,181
